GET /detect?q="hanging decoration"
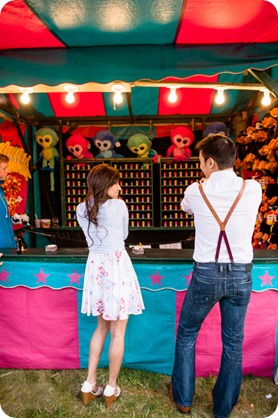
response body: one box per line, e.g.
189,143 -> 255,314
0,141 -> 31,180
35,127 -> 59,191
0,141 -> 31,219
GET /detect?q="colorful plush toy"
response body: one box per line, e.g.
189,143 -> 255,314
252,180 -> 278,249
166,126 -> 194,162
66,134 -> 94,160
127,134 -> 157,158
204,121 -> 228,137
35,127 -> 59,191
92,130 -> 123,158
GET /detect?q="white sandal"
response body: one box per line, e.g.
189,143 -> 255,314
103,384 -> 121,408
81,381 -> 103,406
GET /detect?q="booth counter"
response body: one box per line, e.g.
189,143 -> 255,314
0,248 -> 277,377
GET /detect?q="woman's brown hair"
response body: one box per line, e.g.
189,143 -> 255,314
84,163 -> 120,228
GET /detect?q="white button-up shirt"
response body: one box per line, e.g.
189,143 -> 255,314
181,170 -> 262,263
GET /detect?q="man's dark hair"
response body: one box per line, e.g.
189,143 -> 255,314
0,153 -> 9,164
195,134 -> 236,169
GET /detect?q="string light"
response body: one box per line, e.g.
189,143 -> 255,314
111,84 -> 126,108
114,91 -> 123,104
15,83 -> 273,110
168,87 -> 178,103
261,89 -> 271,107
20,88 -> 33,104
215,89 -> 225,105
64,84 -> 78,104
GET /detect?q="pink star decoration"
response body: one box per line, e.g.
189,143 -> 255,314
258,270 -> 275,287
0,268 -> 11,282
34,269 -> 50,284
184,271 -> 193,286
67,269 -> 83,285
149,271 -> 164,286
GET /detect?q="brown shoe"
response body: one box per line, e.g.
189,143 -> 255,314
81,381 -> 103,406
168,381 -> 191,415
103,384 -> 121,408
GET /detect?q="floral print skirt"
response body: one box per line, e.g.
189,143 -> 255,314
81,249 -> 145,320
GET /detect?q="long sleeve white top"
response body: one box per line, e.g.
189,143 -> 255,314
76,198 -> 129,253
181,170 -> 262,263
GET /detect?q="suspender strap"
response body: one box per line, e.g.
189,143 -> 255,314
216,230 -> 233,262
199,181 -> 246,262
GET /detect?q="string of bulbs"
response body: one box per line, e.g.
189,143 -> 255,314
168,86 -> 272,107
19,83 -> 273,107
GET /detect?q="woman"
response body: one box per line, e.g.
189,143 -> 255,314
76,164 -> 144,408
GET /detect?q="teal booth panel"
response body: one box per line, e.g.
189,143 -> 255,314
78,288 -> 176,375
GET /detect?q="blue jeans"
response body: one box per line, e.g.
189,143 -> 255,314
172,262 -> 252,418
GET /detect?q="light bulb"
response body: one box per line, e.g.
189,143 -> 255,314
64,84 -> 78,105
114,91 -> 123,104
215,89 -> 225,105
20,88 -> 33,104
111,84 -> 126,107
21,92 -> 30,104
168,88 -> 177,103
66,91 -> 75,104
261,90 -> 271,107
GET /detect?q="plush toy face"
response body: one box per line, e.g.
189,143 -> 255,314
172,133 -> 191,149
66,134 -> 91,158
35,128 -> 58,149
68,144 -> 84,158
170,127 -> 194,150
92,130 -> 123,158
94,138 -> 113,153
35,128 -> 59,163
127,134 -> 152,157
92,130 -> 119,157
129,142 -> 149,157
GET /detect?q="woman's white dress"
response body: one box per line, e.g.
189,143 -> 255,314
76,198 -> 144,321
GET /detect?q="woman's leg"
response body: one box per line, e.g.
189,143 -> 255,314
86,315 -> 110,386
108,318 -> 128,387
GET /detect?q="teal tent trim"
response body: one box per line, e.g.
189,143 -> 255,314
0,43 -> 278,86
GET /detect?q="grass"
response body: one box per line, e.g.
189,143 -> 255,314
0,368 -> 277,418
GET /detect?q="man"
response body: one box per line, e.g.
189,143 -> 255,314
0,153 -> 16,248
169,134 -> 262,418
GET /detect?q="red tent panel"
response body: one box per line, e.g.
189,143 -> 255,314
159,75 -> 218,115
48,92 -> 106,118
0,0 -> 65,50
177,0 -> 278,44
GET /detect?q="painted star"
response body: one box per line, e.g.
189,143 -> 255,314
0,268 -> 11,283
149,271 -> 164,285
184,271 -> 193,286
34,269 -> 50,284
67,269 -> 83,285
258,270 -> 275,287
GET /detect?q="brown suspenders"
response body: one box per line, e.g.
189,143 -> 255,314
198,181 -> 246,262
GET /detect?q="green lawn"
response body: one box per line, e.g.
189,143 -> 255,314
0,368 -> 277,418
